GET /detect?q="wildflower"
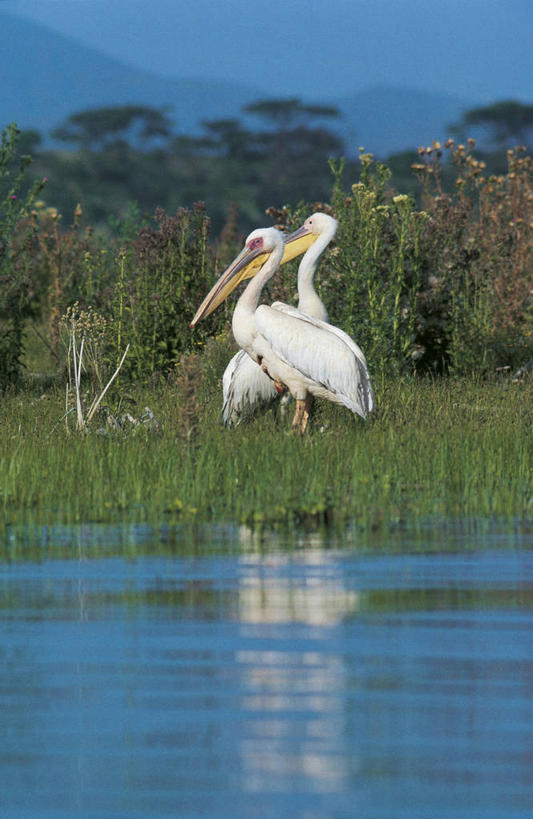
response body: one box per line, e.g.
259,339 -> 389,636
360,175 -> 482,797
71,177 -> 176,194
393,195 -> 409,205
10,194 -> 16,200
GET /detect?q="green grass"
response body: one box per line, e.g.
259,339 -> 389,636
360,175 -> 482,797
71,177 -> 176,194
1,371 -> 531,539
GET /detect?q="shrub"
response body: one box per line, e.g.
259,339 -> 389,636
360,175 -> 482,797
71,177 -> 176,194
110,204 -> 226,378
0,124 -> 45,386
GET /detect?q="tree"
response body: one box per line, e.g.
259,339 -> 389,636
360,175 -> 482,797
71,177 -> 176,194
241,98 -> 345,207
201,119 -> 255,160
52,105 -> 174,151
451,101 -> 533,149
244,98 -> 340,131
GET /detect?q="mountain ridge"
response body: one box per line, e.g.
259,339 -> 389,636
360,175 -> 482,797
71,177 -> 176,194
1,10 -> 475,156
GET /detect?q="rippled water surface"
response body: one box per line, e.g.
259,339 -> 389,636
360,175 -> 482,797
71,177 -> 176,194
1,521 -> 533,818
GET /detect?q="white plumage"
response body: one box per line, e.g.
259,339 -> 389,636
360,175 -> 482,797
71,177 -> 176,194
255,302 -> 373,418
222,212 -> 333,425
222,348 -> 279,425
191,219 -> 374,433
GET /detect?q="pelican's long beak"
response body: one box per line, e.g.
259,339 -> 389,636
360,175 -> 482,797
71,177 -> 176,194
189,223 -> 319,328
281,224 -> 317,262
190,243 -> 270,327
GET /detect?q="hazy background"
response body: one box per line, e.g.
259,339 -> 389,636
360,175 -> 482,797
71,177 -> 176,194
3,0 -> 532,101
1,0 -> 532,229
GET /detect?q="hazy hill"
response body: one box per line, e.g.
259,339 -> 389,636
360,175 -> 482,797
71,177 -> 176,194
0,12 -> 265,138
1,11 -> 474,156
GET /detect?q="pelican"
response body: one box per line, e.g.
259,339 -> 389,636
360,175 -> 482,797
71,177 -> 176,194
222,212 -> 334,426
191,224 -> 374,433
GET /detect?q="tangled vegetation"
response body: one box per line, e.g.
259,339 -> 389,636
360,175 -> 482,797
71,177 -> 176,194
1,374 -> 532,531
0,116 -> 532,530
1,121 -> 532,391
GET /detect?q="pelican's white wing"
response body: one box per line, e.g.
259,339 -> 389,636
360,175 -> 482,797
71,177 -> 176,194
256,305 -> 374,418
272,302 -> 368,367
222,349 -> 279,426
272,297 -> 329,324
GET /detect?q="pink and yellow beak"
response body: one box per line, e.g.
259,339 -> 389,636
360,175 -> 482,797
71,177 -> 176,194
190,242 -> 269,327
190,224 -> 319,327
281,222 -> 317,262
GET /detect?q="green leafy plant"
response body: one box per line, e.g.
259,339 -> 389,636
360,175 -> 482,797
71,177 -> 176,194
111,204 -> 224,378
0,123 -> 46,386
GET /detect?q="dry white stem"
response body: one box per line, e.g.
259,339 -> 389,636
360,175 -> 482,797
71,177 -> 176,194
86,343 -> 130,424
77,335 -> 84,386
72,330 -> 85,431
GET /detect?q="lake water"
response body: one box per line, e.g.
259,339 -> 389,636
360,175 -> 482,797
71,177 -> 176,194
1,520 -> 533,818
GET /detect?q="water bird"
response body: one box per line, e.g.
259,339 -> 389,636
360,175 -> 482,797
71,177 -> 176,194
190,223 -> 374,433
222,212 -> 335,426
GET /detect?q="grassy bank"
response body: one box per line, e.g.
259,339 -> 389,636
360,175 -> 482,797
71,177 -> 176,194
1,371 -> 531,534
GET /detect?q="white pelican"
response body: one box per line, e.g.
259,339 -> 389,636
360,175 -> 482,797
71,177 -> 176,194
191,224 -> 374,433
222,212 -> 334,426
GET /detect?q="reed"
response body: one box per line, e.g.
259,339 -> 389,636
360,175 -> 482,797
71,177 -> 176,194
1,373 -> 531,535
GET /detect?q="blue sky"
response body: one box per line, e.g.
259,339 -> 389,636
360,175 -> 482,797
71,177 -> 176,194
2,0 -> 532,102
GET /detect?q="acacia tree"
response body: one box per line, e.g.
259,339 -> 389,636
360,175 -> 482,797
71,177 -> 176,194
244,98 -> 340,130
452,101 -> 533,149
242,98 -> 345,205
200,118 -> 255,160
52,105 -> 174,151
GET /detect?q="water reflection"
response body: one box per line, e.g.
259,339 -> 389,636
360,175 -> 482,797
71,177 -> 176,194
1,522 -> 533,817
237,548 -> 360,624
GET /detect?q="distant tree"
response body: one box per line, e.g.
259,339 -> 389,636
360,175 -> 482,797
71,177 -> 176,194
451,100 -> 533,149
244,98 -> 340,131
170,134 -> 213,157
16,129 -> 42,156
281,125 -> 344,159
201,118 -> 255,159
52,105 -> 174,151
243,97 -> 343,159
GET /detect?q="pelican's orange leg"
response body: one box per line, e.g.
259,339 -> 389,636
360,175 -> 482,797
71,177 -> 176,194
291,395 -> 311,433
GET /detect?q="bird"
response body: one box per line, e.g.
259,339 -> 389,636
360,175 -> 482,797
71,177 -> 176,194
190,224 -> 374,433
222,212 -> 334,426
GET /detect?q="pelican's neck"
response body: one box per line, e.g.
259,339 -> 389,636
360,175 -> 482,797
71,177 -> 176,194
296,227 -> 334,322
232,237 -> 284,351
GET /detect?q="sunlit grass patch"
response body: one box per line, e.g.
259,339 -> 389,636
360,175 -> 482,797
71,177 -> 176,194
1,375 -> 531,538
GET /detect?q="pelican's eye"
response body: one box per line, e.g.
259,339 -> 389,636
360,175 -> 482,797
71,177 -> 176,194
248,237 -> 264,251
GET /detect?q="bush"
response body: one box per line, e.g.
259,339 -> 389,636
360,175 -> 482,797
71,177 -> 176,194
6,132 -> 532,389
0,124 -> 45,386
110,203 -> 226,378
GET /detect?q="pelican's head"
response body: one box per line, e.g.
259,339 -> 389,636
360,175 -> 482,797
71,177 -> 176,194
190,227 -> 284,327
283,212 -> 338,257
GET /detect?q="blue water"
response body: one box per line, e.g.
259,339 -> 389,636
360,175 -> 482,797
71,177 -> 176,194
1,522 -> 533,818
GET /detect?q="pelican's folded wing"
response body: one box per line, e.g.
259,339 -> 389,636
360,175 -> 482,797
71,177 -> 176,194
264,304 -> 374,416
